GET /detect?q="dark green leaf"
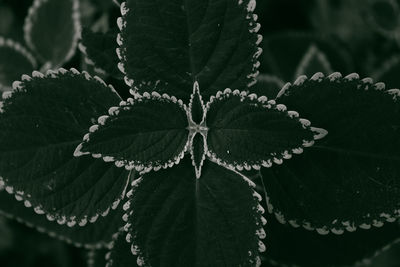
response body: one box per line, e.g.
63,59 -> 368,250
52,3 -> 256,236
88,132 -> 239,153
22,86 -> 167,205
263,212 -> 400,267
0,188 -> 125,249
189,133 -> 206,179
120,157 -> 265,267
117,0 -> 262,101
80,28 -> 123,79
250,74 -> 284,100
24,0 -> 80,67
205,88 -> 326,171
261,72 -> 400,233
0,69 -> 130,225
261,32 -> 353,82
0,37 -> 37,91
76,91 -> 189,172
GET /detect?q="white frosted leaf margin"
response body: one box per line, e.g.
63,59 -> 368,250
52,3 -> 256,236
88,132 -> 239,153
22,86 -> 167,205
0,68 -> 128,227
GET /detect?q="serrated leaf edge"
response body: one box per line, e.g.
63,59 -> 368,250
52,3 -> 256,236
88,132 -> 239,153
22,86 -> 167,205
204,88 -> 327,172
23,0 -> 81,67
74,90 -> 190,173
1,68 -> 127,226
0,186 -> 111,249
293,44 -> 333,80
116,0 -> 263,89
272,72 -> 400,234
120,169 -> 266,267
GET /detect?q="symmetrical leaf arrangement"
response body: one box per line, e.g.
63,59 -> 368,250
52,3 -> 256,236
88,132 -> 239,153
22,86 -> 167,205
0,0 -> 400,266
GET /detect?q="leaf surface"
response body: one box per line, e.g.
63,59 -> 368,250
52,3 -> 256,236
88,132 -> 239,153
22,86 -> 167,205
0,69 -> 130,225
24,0 -> 80,67
0,37 -> 36,91
120,157 -> 265,267
261,72 -> 400,232
80,28 -> 123,79
77,91 -> 189,172
118,0 -> 261,101
0,189 -> 125,249
205,89 -> 325,170
263,212 -> 400,267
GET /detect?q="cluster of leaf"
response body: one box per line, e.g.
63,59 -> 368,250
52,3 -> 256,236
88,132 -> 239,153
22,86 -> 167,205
1,0 -> 400,267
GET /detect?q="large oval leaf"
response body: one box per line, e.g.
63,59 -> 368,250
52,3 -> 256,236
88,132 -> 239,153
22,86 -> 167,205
0,188 -> 124,249
117,0 -> 262,101
76,91 -> 189,172
0,69 -> 130,226
0,37 -> 36,91
120,157 -> 265,267
24,0 -> 80,67
261,72 -> 400,233
205,88 -> 326,171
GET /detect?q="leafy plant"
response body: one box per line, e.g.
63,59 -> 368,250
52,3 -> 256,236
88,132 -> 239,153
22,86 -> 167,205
1,0 -> 400,267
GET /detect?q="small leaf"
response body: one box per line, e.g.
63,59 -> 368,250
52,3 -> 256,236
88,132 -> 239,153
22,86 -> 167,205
372,55 -> 400,89
263,212 -> 400,267
262,32 -> 353,81
294,45 -> 333,78
118,0 -> 262,101
205,88 -> 326,171
0,69 -> 129,225
80,28 -> 123,79
76,91 -> 189,172
188,81 -> 205,125
121,157 -> 264,267
189,133 -> 206,179
251,74 -> 285,99
0,188 -> 125,249
261,72 -> 400,232
24,0 -> 80,67
0,37 -> 36,91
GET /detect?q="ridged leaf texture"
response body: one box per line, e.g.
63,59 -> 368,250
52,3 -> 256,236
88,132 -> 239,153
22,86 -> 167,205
0,69 -> 130,225
261,72 -> 400,233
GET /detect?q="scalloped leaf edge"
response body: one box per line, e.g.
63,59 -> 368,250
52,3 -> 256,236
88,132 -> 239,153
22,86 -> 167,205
120,168 -> 266,267
203,88 -> 328,172
74,90 -> 190,173
0,68 -> 127,226
23,0 -> 81,67
271,72 -> 400,234
0,186 -> 112,249
116,0 -> 263,88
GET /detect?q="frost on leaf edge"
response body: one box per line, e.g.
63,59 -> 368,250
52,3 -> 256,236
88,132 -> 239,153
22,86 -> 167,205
115,0 -> 263,89
270,72 -> 400,235
119,170 -> 266,267
1,68 -> 128,227
204,88 -> 327,172
74,90 -> 190,174
23,0 -> 81,68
